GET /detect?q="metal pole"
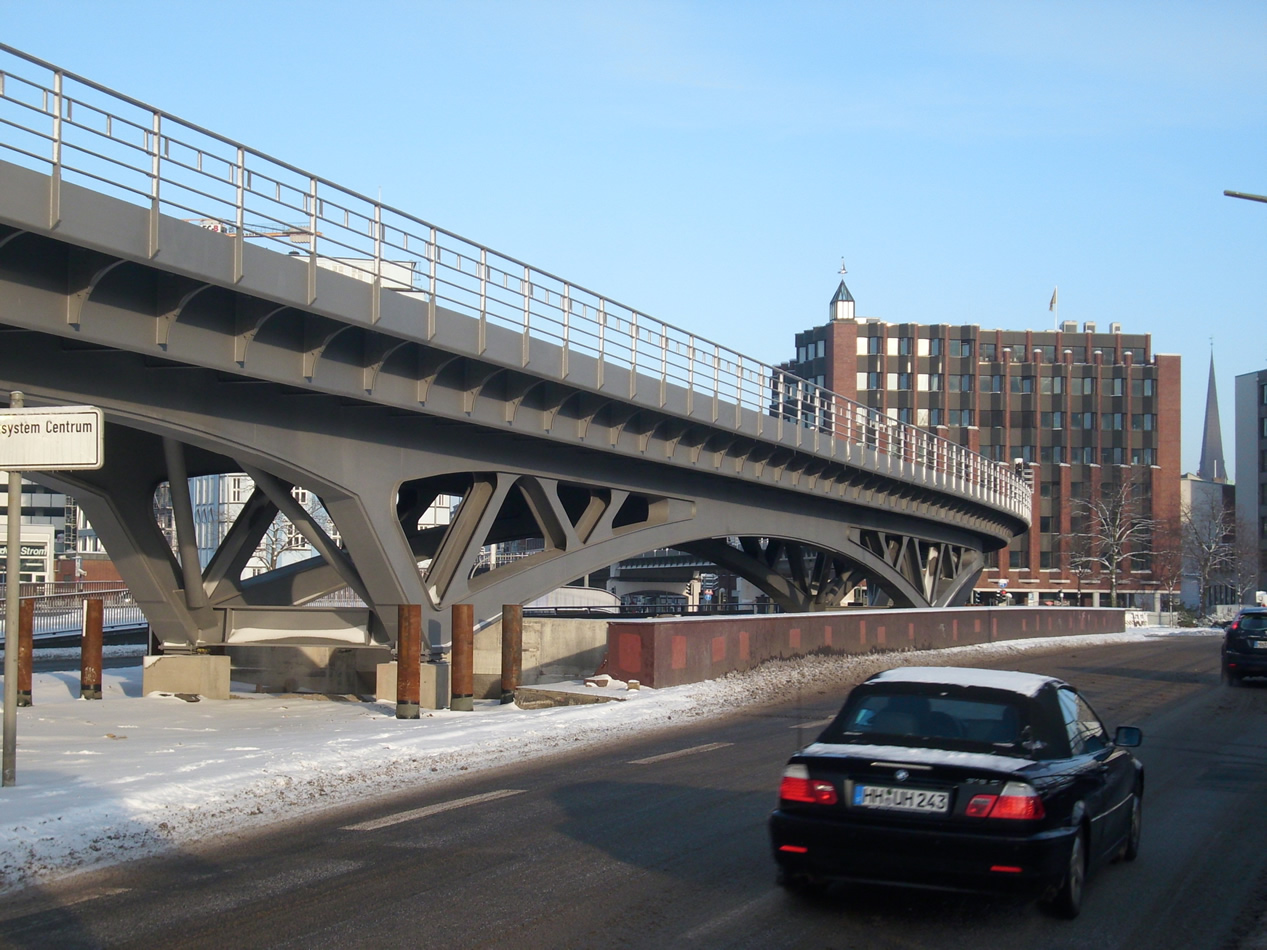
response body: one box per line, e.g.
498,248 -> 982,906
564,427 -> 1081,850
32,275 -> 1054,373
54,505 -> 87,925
81,598 -> 103,700
451,603 -> 473,711
3,390 -> 24,786
396,604 -> 420,720
500,604 -> 522,705
17,600 -> 32,707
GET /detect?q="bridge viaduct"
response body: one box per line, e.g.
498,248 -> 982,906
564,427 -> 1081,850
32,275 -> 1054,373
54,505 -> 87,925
0,46 -> 1030,692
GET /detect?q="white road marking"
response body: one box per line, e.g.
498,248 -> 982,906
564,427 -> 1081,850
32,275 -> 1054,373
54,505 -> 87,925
342,788 -> 526,831
629,742 -> 733,765
58,886 -> 130,908
678,889 -> 783,942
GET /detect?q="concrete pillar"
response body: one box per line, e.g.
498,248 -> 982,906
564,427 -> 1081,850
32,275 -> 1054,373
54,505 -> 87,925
451,603 -> 473,711
141,654 -> 231,699
396,604 -> 420,720
81,598 -> 103,700
501,604 -> 522,705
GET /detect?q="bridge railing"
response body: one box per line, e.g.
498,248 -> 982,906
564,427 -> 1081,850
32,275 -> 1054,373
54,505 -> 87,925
0,581 -> 147,640
0,45 -> 1030,522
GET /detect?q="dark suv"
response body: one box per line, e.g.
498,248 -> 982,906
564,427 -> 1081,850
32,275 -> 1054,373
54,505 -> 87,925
1222,607 -> 1267,686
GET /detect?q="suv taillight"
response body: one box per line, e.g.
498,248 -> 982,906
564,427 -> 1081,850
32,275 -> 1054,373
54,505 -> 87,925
965,781 -> 1045,820
778,764 -> 838,804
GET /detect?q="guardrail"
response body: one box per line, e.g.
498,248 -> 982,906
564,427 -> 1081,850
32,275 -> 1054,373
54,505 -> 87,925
0,581 -> 147,640
0,44 -> 1030,521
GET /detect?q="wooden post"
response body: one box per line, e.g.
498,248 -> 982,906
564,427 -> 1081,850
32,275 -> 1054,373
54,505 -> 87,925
16,600 -> 32,707
396,604 -> 420,719
500,604 -> 522,705
81,598 -> 103,700
451,603 -> 474,711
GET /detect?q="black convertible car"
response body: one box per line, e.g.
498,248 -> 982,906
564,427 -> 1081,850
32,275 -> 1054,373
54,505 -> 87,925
1222,607 -> 1267,685
769,666 -> 1143,918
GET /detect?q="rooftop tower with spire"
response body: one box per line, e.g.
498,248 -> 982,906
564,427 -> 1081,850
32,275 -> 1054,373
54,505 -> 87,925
1197,349 -> 1228,482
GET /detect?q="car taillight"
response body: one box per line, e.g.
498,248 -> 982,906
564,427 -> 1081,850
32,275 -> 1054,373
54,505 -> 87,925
778,764 -> 838,804
965,781 -> 1045,820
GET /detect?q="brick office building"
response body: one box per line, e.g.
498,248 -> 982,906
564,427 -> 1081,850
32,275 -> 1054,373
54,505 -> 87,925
782,282 -> 1182,608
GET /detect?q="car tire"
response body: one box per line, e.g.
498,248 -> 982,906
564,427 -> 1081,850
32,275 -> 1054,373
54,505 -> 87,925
1122,789 -> 1142,862
1227,669 -> 1243,687
777,869 -> 826,898
1043,828 -> 1086,920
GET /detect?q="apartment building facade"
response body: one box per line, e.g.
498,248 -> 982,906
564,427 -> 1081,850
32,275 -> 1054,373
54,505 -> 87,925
783,282 -> 1182,607
1235,368 -> 1267,599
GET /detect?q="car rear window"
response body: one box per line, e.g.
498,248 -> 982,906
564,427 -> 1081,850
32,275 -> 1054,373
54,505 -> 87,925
1238,613 -> 1267,632
820,688 -> 1025,753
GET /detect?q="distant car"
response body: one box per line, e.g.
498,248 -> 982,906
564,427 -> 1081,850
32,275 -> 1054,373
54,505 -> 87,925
1222,607 -> 1267,685
768,666 -> 1143,918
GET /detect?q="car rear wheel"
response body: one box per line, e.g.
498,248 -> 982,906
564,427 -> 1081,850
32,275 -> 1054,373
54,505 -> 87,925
1043,828 -> 1086,919
1226,668 -> 1243,686
777,869 -> 826,898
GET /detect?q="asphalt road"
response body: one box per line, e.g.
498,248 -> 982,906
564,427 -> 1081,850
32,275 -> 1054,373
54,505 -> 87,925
0,635 -> 1263,950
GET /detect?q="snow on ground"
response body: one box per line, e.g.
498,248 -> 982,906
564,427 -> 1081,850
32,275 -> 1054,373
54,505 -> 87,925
0,627 -> 1219,894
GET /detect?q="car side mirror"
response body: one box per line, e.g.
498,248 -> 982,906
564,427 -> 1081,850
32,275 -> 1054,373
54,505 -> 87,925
1114,725 -> 1142,747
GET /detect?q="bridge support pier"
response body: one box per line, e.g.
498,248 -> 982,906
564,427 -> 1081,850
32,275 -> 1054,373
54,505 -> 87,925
141,654 -> 232,700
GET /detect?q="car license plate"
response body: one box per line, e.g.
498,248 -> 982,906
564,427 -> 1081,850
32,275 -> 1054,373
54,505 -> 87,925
853,784 -> 949,814
1253,640 -> 1267,650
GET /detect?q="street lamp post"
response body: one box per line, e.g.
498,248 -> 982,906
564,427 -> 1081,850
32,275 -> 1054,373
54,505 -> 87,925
1224,190 -> 1267,204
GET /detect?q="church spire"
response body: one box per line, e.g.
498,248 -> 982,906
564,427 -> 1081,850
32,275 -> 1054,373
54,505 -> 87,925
1197,348 -> 1227,482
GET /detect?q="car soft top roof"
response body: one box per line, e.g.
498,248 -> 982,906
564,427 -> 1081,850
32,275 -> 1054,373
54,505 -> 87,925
864,666 -> 1063,698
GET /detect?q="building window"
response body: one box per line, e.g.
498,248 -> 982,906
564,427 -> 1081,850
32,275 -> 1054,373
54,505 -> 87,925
816,340 -> 826,358
1101,446 -> 1125,466
1262,417 -> 1267,439
948,409 -> 973,426
1109,378 -> 1124,396
1076,377 -> 1094,395
1069,346 -> 1087,362
949,374 -> 973,392
1011,375 -> 1035,394
1071,446 -> 1094,464
1035,345 -> 1056,361
1040,411 -> 1064,429
979,343 -> 997,361
1101,412 -> 1124,430
1040,551 -> 1056,570
867,336 -> 883,355
867,372 -> 882,389
1010,549 -> 1028,569
896,407 -> 912,424
1132,448 -> 1156,465
928,408 -> 943,427
929,338 -> 943,356
1040,516 -> 1053,533
981,443 -> 1005,461
898,337 -> 913,355
896,372 -> 912,390
1042,375 -> 1065,395
977,374 -> 999,393
1018,445 -> 1035,462
928,373 -> 943,391
950,340 -> 973,358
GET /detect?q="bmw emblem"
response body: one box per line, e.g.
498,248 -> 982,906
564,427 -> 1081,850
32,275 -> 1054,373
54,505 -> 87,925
895,769 -> 909,782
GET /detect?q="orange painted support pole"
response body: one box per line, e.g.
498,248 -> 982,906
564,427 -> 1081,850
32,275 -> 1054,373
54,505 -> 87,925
451,603 -> 474,711
396,604 -> 421,720
500,604 -> 522,705
81,598 -> 103,700
16,600 -> 33,707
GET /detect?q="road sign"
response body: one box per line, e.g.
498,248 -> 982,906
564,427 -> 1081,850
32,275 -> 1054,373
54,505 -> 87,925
0,406 -> 103,471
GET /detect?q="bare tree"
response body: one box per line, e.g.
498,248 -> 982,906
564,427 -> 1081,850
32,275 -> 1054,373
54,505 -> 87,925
251,489 -> 336,575
1181,491 -> 1235,616
1071,479 -> 1156,608
1151,512 -> 1185,623
1230,517 -> 1263,607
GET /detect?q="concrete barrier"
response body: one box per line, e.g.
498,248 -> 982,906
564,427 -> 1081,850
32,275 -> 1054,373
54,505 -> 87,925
598,607 -> 1128,689
472,617 -> 610,699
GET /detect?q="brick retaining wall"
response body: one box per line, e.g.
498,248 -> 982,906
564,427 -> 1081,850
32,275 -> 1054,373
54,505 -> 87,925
599,607 -> 1126,689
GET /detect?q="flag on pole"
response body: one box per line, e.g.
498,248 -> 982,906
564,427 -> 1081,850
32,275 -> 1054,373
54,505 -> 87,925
1049,287 -> 1058,312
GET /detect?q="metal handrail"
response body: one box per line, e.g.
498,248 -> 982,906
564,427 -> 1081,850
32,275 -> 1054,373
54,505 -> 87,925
0,581 -> 146,639
0,44 -> 1031,521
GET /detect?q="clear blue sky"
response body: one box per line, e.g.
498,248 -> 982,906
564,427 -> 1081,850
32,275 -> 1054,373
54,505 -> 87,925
4,1 -> 1264,474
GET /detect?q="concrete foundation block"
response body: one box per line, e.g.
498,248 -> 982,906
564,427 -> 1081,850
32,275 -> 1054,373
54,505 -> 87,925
142,654 -> 232,700
375,661 -> 451,710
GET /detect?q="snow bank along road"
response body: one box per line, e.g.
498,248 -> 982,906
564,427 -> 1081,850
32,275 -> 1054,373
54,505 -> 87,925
0,629 -> 1219,898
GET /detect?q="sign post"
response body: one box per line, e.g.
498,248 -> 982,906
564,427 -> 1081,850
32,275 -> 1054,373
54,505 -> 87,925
1,395 -> 104,786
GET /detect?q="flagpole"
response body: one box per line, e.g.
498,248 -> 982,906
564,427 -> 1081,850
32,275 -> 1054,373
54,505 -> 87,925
1050,286 -> 1058,331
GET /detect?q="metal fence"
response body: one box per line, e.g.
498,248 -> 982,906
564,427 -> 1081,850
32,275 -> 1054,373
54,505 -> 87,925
0,44 -> 1030,521
0,581 -> 147,640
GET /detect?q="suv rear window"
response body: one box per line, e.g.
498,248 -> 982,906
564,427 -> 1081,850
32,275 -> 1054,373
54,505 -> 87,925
1236,613 -> 1267,632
